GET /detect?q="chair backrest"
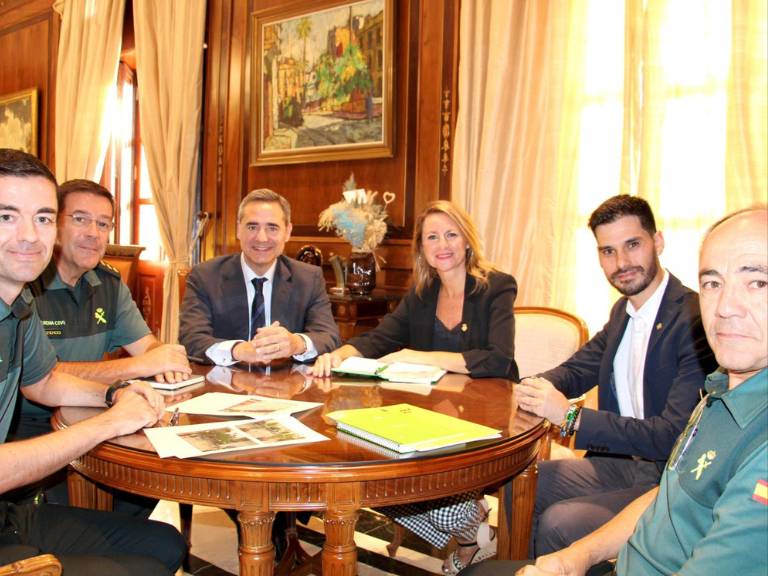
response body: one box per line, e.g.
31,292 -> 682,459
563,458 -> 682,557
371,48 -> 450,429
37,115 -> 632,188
0,554 -> 62,576
103,244 -> 145,299
514,306 -> 589,379
515,307 -> 591,454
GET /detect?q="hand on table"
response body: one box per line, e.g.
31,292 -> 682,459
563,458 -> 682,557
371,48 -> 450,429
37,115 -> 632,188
515,377 -> 570,425
309,352 -> 344,377
144,343 -> 191,384
115,380 -> 166,420
101,389 -> 165,436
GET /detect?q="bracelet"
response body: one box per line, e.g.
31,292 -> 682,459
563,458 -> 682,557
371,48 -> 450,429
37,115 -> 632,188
560,404 -> 581,438
105,380 -> 131,407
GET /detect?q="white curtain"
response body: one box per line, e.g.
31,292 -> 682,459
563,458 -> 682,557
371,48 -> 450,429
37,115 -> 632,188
452,0 -> 767,333
54,0 -> 125,181
133,0 -> 206,343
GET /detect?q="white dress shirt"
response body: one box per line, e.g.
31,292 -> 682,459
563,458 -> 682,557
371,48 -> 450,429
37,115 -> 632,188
205,254 -> 317,365
613,269 -> 670,419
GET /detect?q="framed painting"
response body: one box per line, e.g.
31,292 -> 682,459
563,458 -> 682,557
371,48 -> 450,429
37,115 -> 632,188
0,88 -> 38,156
251,0 -> 394,166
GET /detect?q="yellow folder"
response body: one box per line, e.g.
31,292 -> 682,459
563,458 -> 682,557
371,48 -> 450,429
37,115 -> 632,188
327,403 -> 501,453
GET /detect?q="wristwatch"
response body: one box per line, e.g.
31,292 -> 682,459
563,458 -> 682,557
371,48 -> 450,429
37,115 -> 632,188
105,380 -> 131,407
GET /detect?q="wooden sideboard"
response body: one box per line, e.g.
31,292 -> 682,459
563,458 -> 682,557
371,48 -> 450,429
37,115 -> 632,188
329,291 -> 402,340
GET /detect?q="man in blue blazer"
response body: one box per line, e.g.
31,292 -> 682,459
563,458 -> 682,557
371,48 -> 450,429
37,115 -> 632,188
516,195 -> 717,556
180,188 -> 340,365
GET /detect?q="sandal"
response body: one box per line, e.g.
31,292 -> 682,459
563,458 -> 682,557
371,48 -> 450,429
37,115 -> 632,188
442,523 -> 497,575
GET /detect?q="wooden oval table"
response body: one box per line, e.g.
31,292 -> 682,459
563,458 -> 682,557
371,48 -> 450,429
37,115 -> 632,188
54,365 -> 546,576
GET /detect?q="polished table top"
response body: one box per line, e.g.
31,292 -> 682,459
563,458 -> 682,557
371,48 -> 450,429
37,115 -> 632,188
55,363 -> 546,574
57,363 -> 543,472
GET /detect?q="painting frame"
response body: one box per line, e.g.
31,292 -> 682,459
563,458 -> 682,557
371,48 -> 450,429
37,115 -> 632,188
0,88 -> 38,156
250,0 -> 394,166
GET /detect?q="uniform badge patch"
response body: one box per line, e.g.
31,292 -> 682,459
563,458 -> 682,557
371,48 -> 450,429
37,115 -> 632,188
690,450 -> 717,480
753,480 -> 768,505
94,307 -> 108,325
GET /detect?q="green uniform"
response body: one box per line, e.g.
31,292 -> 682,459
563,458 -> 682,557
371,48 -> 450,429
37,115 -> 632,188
0,290 -> 57,441
29,260 -> 150,360
616,368 -> 768,575
13,261 -> 150,431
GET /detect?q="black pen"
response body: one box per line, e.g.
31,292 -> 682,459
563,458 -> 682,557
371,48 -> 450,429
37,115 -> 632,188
169,407 -> 181,426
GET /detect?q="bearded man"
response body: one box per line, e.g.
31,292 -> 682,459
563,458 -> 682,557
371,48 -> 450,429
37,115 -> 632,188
515,195 -> 717,556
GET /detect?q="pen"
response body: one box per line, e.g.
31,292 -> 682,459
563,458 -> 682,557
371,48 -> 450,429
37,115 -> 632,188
169,407 -> 181,427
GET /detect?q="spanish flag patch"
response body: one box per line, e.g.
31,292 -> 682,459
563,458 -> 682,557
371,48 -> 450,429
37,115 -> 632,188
752,480 -> 768,505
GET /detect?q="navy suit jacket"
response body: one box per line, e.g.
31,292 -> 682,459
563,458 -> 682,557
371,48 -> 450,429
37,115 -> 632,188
179,254 -> 340,361
348,271 -> 519,379
541,273 -> 717,462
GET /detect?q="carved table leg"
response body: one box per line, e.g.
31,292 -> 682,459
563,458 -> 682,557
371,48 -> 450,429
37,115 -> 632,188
322,508 -> 358,576
506,457 -> 538,560
67,468 -> 113,510
237,510 -> 275,576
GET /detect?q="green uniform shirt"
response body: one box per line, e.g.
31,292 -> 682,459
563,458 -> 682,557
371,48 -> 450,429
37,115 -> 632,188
0,289 -> 57,442
29,260 -> 150,360
19,261 -> 150,421
616,368 -> 768,575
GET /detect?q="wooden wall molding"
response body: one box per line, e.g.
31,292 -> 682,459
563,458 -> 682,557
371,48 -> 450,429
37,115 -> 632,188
200,0 -> 461,291
0,0 -> 59,168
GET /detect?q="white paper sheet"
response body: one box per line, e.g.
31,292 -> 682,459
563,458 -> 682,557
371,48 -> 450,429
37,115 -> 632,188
144,415 -> 328,459
165,392 -> 322,418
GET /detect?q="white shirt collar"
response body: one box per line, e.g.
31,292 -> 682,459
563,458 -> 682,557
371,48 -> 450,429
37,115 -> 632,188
239,253 -> 277,284
626,268 -> 669,322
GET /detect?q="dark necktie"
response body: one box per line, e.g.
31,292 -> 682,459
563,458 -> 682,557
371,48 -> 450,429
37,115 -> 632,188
250,277 -> 266,340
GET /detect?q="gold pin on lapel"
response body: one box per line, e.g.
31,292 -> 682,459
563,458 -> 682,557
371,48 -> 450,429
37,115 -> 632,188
461,323 -> 468,332
656,322 -> 663,330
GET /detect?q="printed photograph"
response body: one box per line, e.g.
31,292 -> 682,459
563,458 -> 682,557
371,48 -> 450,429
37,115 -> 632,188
178,427 -> 256,453
224,398 -> 295,414
238,419 -> 305,443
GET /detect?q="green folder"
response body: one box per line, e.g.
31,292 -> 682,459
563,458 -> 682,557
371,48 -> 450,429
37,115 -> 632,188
328,403 -> 501,453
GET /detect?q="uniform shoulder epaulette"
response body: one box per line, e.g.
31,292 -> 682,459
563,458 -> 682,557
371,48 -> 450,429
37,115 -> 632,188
97,260 -> 122,278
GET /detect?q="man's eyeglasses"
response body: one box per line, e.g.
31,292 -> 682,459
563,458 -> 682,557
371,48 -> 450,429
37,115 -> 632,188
64,213 -> 114,232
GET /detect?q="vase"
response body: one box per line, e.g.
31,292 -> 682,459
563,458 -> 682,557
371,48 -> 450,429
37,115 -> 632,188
346,251 -> 376,295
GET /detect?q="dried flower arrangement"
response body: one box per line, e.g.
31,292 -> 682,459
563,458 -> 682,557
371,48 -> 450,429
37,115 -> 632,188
317,174 -> 395,253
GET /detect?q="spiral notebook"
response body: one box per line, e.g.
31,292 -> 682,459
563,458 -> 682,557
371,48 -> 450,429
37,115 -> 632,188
327,403 -> 501,453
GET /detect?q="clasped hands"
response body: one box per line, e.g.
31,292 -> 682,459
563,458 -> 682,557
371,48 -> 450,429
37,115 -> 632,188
107,380 -> 167,434
515,376 -> 570,425
233,321 -> 304,364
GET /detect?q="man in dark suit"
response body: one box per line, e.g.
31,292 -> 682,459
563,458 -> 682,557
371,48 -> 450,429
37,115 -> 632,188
516,195 -> 717,556
180,188 -> 340,365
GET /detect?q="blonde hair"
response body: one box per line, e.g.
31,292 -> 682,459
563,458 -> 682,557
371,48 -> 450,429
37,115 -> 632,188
412,200 -> 496,296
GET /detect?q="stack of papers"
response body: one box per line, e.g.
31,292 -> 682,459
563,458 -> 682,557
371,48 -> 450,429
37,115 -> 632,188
328,403 -> 501,453
143,393 -> 325,458
332,357 -> 447,384
165,392 -> 321,418
145,416 -> 327,459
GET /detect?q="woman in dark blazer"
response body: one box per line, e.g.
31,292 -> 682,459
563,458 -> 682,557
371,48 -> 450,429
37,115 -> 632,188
311,200 -> 518,573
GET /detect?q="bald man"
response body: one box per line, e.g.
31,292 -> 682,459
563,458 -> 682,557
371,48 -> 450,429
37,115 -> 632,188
463,207 -> 768,576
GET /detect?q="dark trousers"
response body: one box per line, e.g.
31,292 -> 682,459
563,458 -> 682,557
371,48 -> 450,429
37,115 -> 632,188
532,456 -> 660,556
0,502 -> 186,575
459,559 -> 615,575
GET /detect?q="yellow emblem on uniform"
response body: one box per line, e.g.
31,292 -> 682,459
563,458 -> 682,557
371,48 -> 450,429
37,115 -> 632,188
690,450 -> 716,480
94,307 -> 107,325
